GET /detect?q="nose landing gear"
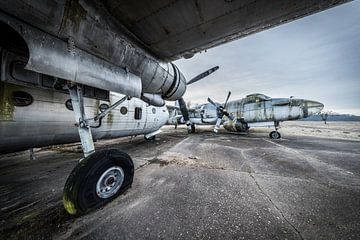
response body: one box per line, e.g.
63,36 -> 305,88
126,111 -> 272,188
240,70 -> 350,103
269,121 -> 281,139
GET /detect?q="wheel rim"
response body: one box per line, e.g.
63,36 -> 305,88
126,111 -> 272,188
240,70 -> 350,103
273,132 -> 279,139
96,166 -> 124,199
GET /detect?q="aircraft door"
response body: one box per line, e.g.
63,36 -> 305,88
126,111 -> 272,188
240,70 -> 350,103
130,99 -> 147,135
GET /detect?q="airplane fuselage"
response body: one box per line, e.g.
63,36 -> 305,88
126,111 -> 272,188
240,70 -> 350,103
226,98 -> 317,122
0,82 -> 169,153
177,93 -> 324,132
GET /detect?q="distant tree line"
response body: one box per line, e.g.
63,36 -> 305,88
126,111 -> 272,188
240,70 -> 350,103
301,111 -> 360,122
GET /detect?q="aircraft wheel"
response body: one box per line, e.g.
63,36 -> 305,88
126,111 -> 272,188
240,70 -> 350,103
187,124 -> 196,134
63,149 -> 134,216
269,131 -> 281,139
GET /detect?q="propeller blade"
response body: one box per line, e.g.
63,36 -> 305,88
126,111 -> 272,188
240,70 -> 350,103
187,66 -> 219,85
177,98 -> 189,122
178,97 -> 195,133
223,91 -> 231,109
207,97 -> 217,107
214,118 -> 222,133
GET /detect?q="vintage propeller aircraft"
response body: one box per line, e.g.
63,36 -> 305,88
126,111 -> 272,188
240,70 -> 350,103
169,92 -> 324,139
0,0 -> 346,215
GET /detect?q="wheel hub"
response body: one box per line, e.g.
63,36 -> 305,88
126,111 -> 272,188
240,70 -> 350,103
96,166 -> 124,199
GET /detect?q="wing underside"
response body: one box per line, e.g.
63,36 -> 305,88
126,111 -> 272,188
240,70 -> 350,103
98,0 -> 350,61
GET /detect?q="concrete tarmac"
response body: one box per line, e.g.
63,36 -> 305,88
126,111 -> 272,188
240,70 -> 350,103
0,125 -> 359,239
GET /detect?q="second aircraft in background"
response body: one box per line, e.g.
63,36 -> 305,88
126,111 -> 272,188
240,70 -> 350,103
168,92 -> 324,139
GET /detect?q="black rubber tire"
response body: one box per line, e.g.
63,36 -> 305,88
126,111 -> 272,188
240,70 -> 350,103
187,124 -> 195,134
269,131 -> 281,139
63,149 -> 134,216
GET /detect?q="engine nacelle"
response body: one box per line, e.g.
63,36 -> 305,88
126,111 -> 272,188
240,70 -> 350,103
163,64 -> 187,101
223,120 -> 249,132
141,63 -> 186,101
0,14 -> 186,102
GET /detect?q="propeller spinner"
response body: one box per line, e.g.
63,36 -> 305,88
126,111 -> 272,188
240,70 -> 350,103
207,91 -> 234,133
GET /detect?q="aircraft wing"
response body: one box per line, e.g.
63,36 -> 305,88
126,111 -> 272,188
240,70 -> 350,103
97,0 -> 350,61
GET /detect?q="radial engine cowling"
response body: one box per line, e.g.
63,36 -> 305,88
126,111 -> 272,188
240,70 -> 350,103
142,63 -> 186,101
223,120 -> 249,132
161,64 -> 186,101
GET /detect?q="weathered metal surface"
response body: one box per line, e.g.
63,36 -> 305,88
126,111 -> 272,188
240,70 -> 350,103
141,93 -> 165,107
226,95 -> 324,125
68,85 -> 95,156
97,0 -> 351,60
0,82 -> 169,153
0,2 -> 187,101
171,93 -> 324,132
0,82 -> 17,121
0,46 -> 171,154
0,13 -> 142,97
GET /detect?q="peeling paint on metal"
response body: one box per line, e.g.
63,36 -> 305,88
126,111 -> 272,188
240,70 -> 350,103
0,82 -> 16,121
59,0 -> 88,35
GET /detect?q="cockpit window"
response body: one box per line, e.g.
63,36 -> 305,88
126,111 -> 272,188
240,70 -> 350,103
244,93 -> 270,104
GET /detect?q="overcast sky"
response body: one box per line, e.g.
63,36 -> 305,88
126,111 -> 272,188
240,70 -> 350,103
175,1 -> 360,115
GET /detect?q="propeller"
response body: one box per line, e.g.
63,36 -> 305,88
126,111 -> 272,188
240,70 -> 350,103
207,91 -> 234,133
177,66 -> 220,133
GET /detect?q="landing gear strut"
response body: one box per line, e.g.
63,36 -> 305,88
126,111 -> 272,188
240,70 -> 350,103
269,121 -> 281,139
63,84 -> 134,215
187,123 -> 195,133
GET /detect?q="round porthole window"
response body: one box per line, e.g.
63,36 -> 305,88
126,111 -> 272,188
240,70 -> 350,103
152,108 -> 156,114
11,91 -> 33,107
120,106 -> 128,115
99,103 -> 109,112
65,99 -> 73,111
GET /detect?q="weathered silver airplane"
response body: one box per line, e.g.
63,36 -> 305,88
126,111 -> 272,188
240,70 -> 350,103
0,0 -> 347,215
169,92 -> 324,139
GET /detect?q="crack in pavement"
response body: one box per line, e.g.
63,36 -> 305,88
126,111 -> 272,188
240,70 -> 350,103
238,147 -> 304,239
249,173 -> 304,240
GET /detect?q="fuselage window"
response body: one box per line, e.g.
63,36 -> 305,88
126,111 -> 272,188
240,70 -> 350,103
244,96 -> 256,104
11,91 -> 33,107
134,107 -> 142,120
99,103 -> 109,112
120,106 -> 128,115
152,108 -> 156,114
65,99 -> 73,111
